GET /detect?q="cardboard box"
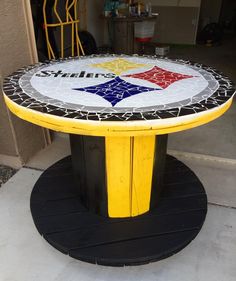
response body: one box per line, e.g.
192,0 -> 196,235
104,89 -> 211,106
155,45 -> 170,56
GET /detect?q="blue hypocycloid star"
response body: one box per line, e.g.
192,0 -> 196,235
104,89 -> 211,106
73,77 -> 160,106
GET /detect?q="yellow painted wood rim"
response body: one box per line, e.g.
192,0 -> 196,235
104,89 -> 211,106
4,94 -> 233,137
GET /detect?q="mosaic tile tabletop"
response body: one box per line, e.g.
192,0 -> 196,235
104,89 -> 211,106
3,55 -> 235,122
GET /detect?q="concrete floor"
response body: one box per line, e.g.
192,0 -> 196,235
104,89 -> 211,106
0,136 -> 236,281
169,36 -> 236,82
168,35 -> 236,159
168,98 -> 236,159
1,37 -> 236,280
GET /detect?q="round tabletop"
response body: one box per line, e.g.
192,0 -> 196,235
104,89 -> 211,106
3,55 -> 235,136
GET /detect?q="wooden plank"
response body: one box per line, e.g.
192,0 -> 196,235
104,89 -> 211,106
150,135 -> 168,209
70,135 -> 107,216
114,21 -> 128,54
70,135 -> 87,204
69,230 -> 200,265
83,136 -> 107,216
131,136 -> 155,216
31,155 -> 207,266
46,210 -> 206,250
105,136 -> 132,217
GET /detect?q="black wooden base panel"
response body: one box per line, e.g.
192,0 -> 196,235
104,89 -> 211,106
30,155 -> 207,266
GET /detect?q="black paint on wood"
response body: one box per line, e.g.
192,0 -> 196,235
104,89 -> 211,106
70,135 -> 108,216
30,155 -> 207,266
150,134 -> 168,209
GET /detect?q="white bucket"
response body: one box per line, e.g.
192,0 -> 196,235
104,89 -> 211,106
134,21 -> 155,41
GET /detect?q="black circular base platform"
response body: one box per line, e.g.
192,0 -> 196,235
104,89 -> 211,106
30,155 -> 207,266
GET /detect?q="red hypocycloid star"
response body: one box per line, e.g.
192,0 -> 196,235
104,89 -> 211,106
124,66 -> 194,89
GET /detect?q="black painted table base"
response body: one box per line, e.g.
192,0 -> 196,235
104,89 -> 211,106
30,155 -> 207,266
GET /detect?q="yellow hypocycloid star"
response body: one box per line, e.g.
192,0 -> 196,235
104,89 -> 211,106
91,58 -> 148,76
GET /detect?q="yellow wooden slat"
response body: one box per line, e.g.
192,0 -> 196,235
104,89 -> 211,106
131,136 -> 155,216
106,137 -> 132,217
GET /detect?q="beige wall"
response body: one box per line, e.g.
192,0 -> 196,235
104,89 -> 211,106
142,0 -> 201,7
152,5 -> 200,44
146,1 -> 201,45
0,0 -> 48,165
0,93 -> 17,156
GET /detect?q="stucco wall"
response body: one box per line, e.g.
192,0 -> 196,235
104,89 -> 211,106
0,0 -> 48,164
0,93 -> 17,156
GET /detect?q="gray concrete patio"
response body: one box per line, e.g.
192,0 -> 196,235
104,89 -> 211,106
0,133 -> 236,281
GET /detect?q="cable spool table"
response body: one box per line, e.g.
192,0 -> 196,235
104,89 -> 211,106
3,55 -> 235,266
